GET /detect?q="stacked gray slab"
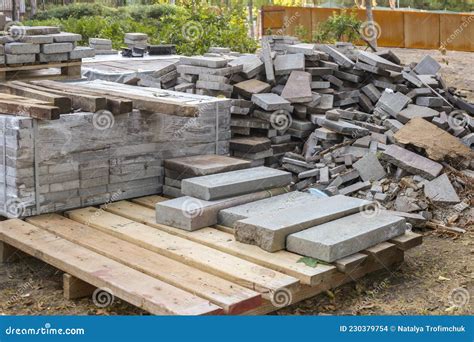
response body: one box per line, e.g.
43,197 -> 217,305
162,154 -> 252,198
89,38 -> 117,55
0,83 -> 232,218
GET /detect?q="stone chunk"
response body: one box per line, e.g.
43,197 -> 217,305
415,96 -> 443,107
261,41 -> 275,83
381,144 -> 443,180
423,173 -> 460,204
317,44 -> 354,68
396,104 -> 439,123
318,118 -> 369,137
218,191 -> 316,227
281,71 -> 312,103
376,91 -> 410,117
274,53 -> 305,75
180,56 -> 228,68
38,53 -> 68,63
251,93 -> 292,111
234,79 -> 271,98
18,35 -> 54,44
357,50 -> 403,72
164,155 -> 251,178
286,212 -> 406,262
228,54 -> 263,78
413,55 -> 441,75
353,153 -> 386,181
52,32 -> 82,42
235,195 -> 371,252
69,47 -> 95,59
181,166 -> 292,201
5,54 -> 36,64
230,137 -> 271,153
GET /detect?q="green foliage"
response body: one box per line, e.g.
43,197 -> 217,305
297,256 -> 330,268
294,24 -> 309,43
313,10 -> 362,44
26,3 -> 257,55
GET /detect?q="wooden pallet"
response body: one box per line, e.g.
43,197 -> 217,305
0,61 -> 82,81
0,195 -> 423,315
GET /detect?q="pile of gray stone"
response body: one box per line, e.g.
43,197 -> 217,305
0,26 -> 94,65
124,33 -> 148,49
89,38 -> 117,56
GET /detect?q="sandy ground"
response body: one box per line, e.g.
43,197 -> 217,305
0,47 -> 473,316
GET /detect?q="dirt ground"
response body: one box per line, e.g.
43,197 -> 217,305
0,47 -> 473,316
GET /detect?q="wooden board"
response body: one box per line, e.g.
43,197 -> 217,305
100,200 -> 337,287
0,99 -> 60,120
27,214 -> 261,314
0,61 -> 82,82
63,273 -> 95,300
0,219 -> 223,315
65,207 -> 300,299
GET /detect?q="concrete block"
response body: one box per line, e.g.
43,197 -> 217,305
274,53 -> 305,75
234,79 -> 271,98
181,166 -> 291,201
281,71 -> 312,103
353,153 -> 386,181
424,173 -> 460,204
251,93 -> 292,111
317,44 -> 354,68
286,212 -> 406,262
413,55 -> 441,75
41,43 -> 74,54
234,195 -> 371,252
415,96 -> 443,107
180,56 -> 228,68
381,144 -> 443,180
52,32 -> 82,42
5,42 -> 40,54
228,54 -> 263,78
396,104 -> 439,123
156,187 -> 288,230
69,47 -> 95,59
5,54 -> 36,64
19,35 -> 54,44
38,53 -> 68,63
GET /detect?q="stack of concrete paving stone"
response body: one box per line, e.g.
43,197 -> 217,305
124,33 -> 148,49
0,80 -> 232,218
162,154 -> 252,197
155,166 -> 293,230
89,38 -> 117,55
0,26 -> 94,65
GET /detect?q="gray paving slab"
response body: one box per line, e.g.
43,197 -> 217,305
181,166 -> 292,201
423,173 -> 460,204
286,212 -> 406,262
234,195 -> 371,252
251,93 -> 292,111
164,155 -> 251,177
274,53 -> 305,75
353,153 -> 386,181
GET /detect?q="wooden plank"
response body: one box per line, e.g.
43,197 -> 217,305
0,219 -> 223,315
0,61 -> 82,72
27,214 -> 261,314
66,207 -> 299,299
0,99 -> 60,120
245,244 -> 404,315
100,200 -> 337,286
131,195 -> 169,208
0,82 -> 72,114
389,231 -> 423,251
334,253 -> 368,274
15,81 -> 107,113
33,80 -> 133,115
63,273 -> 95,300
0,241 -> 19,263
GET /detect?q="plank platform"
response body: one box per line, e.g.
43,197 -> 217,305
0,61 -> 82,81
0,195 -> 423,315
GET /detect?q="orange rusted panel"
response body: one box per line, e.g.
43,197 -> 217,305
404,11 -> 440,49
282,7 -> 313,40
373,10 -> 405,47
311,7 -> 340,35
262,10 -> 285,30
440,13 -> 474,52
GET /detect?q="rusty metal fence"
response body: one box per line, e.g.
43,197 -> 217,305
261,6 -> 474,52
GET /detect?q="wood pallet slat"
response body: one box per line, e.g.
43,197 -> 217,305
65,207 -> 300,299
0,61 -> 82,81
101,200 -> 336,286
0,99 -> 60,120
26,214 -> 262,314
0,219 -> 223,315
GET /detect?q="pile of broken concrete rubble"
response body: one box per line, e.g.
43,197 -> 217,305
164,36 -> 473,236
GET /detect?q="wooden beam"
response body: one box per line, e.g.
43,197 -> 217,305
0,219 -> 223,315
389,231 -> 423,251
28,214 -> 262,314
0,99 -> 60,120
65,207 -> 300,299
0,82 -> 72,114
0,241 -> 19,263
63,273 -> 95,300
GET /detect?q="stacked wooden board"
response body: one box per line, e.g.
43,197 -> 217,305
0,80 -> 231,218
0,195 -> 423,315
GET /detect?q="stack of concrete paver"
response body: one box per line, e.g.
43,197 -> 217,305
162,154 -> 252,197
124,33 -> 148,49
0,26 -> 94,65
0,81 -> 232,218
89,38 -> 117,55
